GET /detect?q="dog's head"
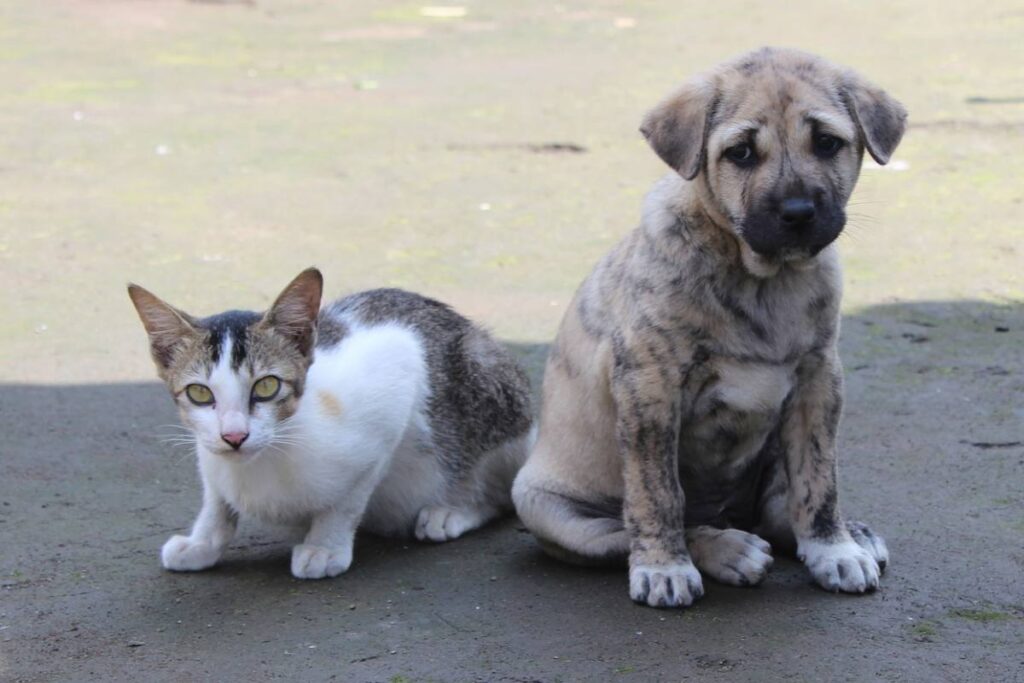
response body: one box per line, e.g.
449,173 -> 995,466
641,47 -> 906,262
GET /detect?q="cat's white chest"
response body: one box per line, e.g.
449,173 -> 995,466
200,449 -> 331,523
195,322 -> 435,526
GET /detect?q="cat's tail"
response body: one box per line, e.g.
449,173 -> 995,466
476,424 -> 535,505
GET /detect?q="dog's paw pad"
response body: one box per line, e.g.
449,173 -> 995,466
291,543 -> 351,580
629,561 -> 704,608
799,538 -> 880,593
690,528 -> 773,587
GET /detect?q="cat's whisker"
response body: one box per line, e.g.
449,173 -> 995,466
158,436 -> 197,446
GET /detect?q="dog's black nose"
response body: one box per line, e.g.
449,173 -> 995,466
780,197 -> 816,226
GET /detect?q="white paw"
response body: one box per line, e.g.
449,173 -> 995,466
689,528 -> 773,586
846,521 -> 889,572
798,538 -> 880,593
628,561 -> 704,608
414,505 -> 482,543
161,534 -> 221,572
290,543 -> 352,580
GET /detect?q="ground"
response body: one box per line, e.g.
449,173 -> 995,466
1,1 -> 1022,681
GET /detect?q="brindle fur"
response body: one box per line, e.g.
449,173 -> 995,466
512,48 -> 906,607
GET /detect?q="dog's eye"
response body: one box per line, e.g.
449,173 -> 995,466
813,133 -> 844,158
724,143 -> 758,167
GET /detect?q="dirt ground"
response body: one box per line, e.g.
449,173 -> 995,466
1,1 -> 1022,681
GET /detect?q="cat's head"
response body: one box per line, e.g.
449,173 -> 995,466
128,268 -> 323,461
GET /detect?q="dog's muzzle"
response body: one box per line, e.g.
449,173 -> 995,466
741,195 -> 845,257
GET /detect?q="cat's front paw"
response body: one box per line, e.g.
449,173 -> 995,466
161,534 -> 221,572
798,537 -> 880,593
291,543 -> 352,580
628,560 -> 704,608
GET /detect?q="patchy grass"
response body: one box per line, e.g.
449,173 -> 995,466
948,608 -> 1014,623
910,621 -> 940,640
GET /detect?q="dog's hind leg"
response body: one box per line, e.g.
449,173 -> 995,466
752,451 -> 798,555
512,480 -> 628,566
686,526 -> 773,586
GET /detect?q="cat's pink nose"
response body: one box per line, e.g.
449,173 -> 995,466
221,432 -> 249,450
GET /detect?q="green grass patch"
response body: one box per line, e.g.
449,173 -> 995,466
910,621 -> 939,639
949,608 -> 1013,623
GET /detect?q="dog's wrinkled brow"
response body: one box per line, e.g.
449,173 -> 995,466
803,111 -> 856,140
717,121 -> 761,145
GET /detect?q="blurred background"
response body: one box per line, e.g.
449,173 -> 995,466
1,2 -> 1021,681
0,0 -> 1020,382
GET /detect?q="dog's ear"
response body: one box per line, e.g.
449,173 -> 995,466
640,77 -> 717,180
841,73 -> 907,165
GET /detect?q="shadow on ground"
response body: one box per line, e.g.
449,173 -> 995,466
2,301 -> 1022,682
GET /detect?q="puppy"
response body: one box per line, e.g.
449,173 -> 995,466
513,47 -> 906,607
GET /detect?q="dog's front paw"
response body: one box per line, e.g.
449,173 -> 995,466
291,543 -> 352,579
161,534 -> 221,572
846,521 -> 889,572
688,528 -> 773,586
798,538 -> 880,593
629,561 -> 704,608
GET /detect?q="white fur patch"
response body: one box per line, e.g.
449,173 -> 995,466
628,561 -> 704,608
199,323 -> 430,525
714,360 -> 793,414
798,538 -> 880,593
161,534 -> 222,572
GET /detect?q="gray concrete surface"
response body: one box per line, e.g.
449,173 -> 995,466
1,1 -> 1022,681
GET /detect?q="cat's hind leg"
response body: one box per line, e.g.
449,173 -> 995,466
414,505 -> 493,542
414,429 -> 532,543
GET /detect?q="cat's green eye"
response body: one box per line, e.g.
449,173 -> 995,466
185,384 -> 214,406
252,375 -> 281,402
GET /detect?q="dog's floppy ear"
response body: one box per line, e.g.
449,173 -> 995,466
841,73 -> 907,165
640,77 -> 717,180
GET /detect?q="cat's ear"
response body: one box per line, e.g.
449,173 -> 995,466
127,284 -> 199,369
263,268 -> 323,357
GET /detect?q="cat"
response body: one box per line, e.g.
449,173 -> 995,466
128,268 -> 533,579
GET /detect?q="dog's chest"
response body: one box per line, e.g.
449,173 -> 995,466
706,359 -> 793,415
676,360 -> 794,525
682,359 -> 795,469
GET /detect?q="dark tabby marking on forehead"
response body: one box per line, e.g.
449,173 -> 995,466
201,310 -> 261,369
